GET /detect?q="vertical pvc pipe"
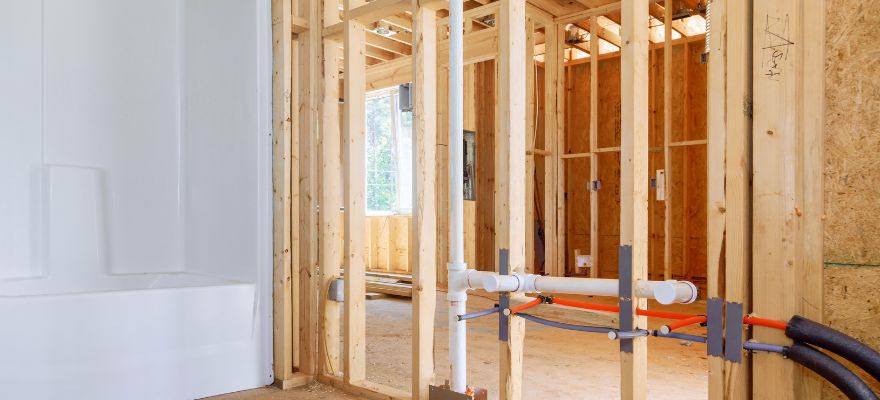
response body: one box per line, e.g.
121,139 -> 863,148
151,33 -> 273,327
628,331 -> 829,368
447,0 -> 467,393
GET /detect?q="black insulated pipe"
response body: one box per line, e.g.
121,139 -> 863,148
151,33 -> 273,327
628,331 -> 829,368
784,343 -> 878,400
787,315 -> 880,383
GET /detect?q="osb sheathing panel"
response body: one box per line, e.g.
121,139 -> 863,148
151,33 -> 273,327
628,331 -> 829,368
824,0 -> 880,265
475,60 -> 496,271
823,267 -> 880,399
824,1 -> 880,398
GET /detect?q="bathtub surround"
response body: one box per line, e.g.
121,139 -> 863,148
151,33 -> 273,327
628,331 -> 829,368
0,0 -> 274,398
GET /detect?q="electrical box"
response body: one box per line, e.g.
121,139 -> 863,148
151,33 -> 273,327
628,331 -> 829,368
399,83 -> 413,112
329,278 -> 345,302
656,169 -> 666,201
574,249 -> 593,269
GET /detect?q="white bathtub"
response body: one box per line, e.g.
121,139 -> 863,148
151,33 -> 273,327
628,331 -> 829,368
0,274 -> 264,399
1,0 -> 275,398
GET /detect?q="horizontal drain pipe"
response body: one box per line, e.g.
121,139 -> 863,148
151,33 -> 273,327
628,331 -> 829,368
464,271 -> 698,305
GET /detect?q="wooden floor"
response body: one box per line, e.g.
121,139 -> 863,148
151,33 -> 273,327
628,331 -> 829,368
214,292 -> 708,400
207,383 -> 362,400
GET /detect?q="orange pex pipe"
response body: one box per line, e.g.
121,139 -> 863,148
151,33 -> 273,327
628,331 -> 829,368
664,316 -> 707,332
552,298 -> 620,313
546,297 -> 789,331
550,298 -> 701,320
509,298 -> 543,314
743,315 -> 787,331
636,309 -> 699,320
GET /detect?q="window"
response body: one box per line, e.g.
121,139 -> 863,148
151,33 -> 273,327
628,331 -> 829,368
365,87 -> 412,215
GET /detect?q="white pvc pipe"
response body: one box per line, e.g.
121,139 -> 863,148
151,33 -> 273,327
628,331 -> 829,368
447,0 -> 466,393
481,274 -> 698,305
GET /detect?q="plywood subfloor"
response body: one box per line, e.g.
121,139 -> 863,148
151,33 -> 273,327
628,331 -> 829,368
215,293 -> 708,400
207,382 -> 361,400
364,293 -> 707,399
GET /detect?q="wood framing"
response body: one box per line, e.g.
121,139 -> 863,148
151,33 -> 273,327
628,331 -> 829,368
543,23 -> 562,278
661,0 -> 672,282
269,0 -> 832,398
720,0 -> 752,398
411,3 -> 438,399
496,0 -> 527,397
366,28 -> 500,90
272,0 -> 296,385
751,0 -> 824,398
588,14 -> 599,278
705,0 -> 727,397
298,0 -> 322,377
436,62 -> 450,286
525,19 -> 536,274
554,37 -> 567,278
343,0 -> 368,384
619,0 -> 649,399
319,16 -> 343,382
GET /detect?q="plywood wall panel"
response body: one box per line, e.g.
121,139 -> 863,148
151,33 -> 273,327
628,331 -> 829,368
475,60 -> 496,271
596,59 -> 622,149
824,1 -> 880,397
559,44 -> 707,291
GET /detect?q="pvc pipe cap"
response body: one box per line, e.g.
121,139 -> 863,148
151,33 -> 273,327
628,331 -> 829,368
653,281 -> 678,305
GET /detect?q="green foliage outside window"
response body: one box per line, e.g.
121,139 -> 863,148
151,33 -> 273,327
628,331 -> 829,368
366,95 -> 396,212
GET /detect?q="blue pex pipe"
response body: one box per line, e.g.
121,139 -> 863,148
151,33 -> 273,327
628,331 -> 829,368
516,313 -> 614,334
654,331 -> 707,343
744,341 -> 786,354
457,306 -> 500,321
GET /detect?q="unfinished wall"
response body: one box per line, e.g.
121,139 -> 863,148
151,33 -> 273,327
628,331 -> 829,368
558,41 -> 707,292
474,60 -> 497,272
823,1 -> 880,398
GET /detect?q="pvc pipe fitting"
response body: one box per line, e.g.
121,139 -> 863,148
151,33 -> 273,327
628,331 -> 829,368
651,280 -> 698,305
479,273 -> 699,305
446,264 -> 470,302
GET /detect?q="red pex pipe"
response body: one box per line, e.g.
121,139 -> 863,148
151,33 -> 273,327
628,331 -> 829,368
544,297 -> 788,331
636,309 -> 699,320
509,298 -> 543,314
552,298 -> 620,313
550,297 -> 701,320
743,315 -> 787,331
664,315 -> 707,332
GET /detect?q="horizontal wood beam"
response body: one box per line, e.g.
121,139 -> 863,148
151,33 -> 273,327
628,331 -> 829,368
555,1 -> 625,24
324,0 -> 410,40
575,19 -> 621,48
366,31 -> 412,55
366,27 -> 498,89
438,1 -> 499,25
561,33 -> 704,66
293,15 -> 310,34
381,14 -> 413,31
555,0 -> 661,24
525,2 -> 554,25
648,3 -> 686,37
